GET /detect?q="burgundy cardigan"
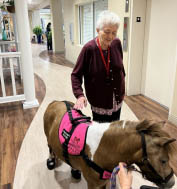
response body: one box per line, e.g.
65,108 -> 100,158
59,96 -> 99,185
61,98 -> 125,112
71,38 -> 125,109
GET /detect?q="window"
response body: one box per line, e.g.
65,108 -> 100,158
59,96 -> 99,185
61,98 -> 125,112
79,0 -> 108,45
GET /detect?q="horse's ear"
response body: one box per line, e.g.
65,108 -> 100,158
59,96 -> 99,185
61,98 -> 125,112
157,137 -> 176,147
156,120 -> 166,127
136,119 -> 153,133
136,120 -> 166,133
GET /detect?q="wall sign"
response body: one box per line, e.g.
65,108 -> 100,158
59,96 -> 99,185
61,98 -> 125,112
123,17 -> 129,51
136,17 -> 141,22
125,0 -> 129,12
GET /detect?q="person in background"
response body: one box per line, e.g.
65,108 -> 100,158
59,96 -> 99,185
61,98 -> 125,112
46,22 -> 52,50
71,10 -> 125,179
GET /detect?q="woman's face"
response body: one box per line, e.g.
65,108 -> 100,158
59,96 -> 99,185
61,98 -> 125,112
97,24 -> 118,49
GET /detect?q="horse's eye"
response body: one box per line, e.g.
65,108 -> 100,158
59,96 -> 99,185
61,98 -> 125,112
161,160 -> 166,164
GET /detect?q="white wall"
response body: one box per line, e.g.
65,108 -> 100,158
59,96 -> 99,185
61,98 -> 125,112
168,47 -> 177,125
142,0 -> 177,108
40,9 -> 51,32
62,0 -> 85,63
141,0 -> 151,95
127,0 -> 146,95
50,0 -> 64,52
32,10 -> 41,28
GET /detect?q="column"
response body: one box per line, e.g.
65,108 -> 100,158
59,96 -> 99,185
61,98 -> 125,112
50,0 -> 64,53
14,0 -> 39,109
28,10 -> 33,39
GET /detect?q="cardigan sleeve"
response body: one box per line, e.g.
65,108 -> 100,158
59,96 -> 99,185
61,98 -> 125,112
117,39 -> 126,77
119,41 -> 126,76
71,46 -> 90,99
119,40 -> 123,60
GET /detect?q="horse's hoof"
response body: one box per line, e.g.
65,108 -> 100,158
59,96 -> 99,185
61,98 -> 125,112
71,169 -> 81,180
47,158 -> 56,170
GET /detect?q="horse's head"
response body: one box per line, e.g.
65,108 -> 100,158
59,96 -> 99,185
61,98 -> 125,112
135,120 -> 176,188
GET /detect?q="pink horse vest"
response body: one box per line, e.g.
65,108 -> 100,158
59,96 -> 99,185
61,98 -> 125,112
58,105 -> 112,180
59,109 -> 90,155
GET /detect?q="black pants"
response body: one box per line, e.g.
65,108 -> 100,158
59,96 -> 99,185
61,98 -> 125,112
47,39 -> 52,50
92,108 -> 121,123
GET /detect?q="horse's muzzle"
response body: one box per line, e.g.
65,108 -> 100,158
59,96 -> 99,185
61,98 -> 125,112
157,175 -> 175,189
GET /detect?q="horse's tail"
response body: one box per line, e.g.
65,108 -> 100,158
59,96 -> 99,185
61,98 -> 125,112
43,100 -> 58,139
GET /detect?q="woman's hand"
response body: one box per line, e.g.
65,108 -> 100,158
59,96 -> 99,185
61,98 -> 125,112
74,96 -> 87,110
118,162 -> 133,189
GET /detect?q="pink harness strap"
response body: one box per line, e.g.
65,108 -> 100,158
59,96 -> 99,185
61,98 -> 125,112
103,170 -> 112,179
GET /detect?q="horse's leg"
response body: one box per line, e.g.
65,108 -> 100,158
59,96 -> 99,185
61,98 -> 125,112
46,145 -> 57,170
100,185 -> 107,189
87,182 -> 97,189
86,180 -> 108,189
87,183 -> 106,189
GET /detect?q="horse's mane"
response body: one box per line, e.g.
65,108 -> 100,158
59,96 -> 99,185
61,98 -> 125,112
136,120 -> 177,159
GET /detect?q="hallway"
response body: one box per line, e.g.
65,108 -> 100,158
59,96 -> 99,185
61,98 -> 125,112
0,44 -> 177,189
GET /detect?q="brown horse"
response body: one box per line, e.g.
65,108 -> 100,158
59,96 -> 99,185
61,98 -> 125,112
43,100 -> 176,189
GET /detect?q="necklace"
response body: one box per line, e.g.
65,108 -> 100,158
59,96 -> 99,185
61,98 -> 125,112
96,37 -> 110,76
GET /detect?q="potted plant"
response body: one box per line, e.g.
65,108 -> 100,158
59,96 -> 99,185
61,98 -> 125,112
33,26 -> 43,44
0,0 -> 15,13
0,4 -> 6,12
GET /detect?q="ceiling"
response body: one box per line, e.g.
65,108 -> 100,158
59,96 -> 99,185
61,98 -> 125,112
28,0 -> 50,10
0,0 -> 50,10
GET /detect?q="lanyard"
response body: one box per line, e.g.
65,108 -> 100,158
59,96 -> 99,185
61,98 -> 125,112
96,37 -> 110,76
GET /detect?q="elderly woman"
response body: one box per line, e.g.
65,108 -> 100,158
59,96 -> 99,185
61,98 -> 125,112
71,10 -> 125,122
71,10 -> 125,179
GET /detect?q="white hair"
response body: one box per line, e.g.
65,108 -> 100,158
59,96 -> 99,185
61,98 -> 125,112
96,10 -> 120,30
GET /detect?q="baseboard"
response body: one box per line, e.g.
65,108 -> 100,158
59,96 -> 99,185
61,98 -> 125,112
53,50 -> 64,54
23,99 -> 39,109
168,113 -> 177,126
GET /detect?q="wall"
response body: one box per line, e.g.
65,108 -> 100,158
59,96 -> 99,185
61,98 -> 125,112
169,47 -> 177,125
28,10 -> 33,38
28,9 -> 41,39
40,9 -> 51,32
62,0 -> 87,63
141,0 -> 151,95
32,10 -> 41,28
127,0 -> 146,95
142,0 -> 177,108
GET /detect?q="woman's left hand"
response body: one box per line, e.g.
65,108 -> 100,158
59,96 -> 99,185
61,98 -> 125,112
74,96 -> 87,110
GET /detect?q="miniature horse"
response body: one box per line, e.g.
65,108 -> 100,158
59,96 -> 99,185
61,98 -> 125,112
43,100 -> 176,189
